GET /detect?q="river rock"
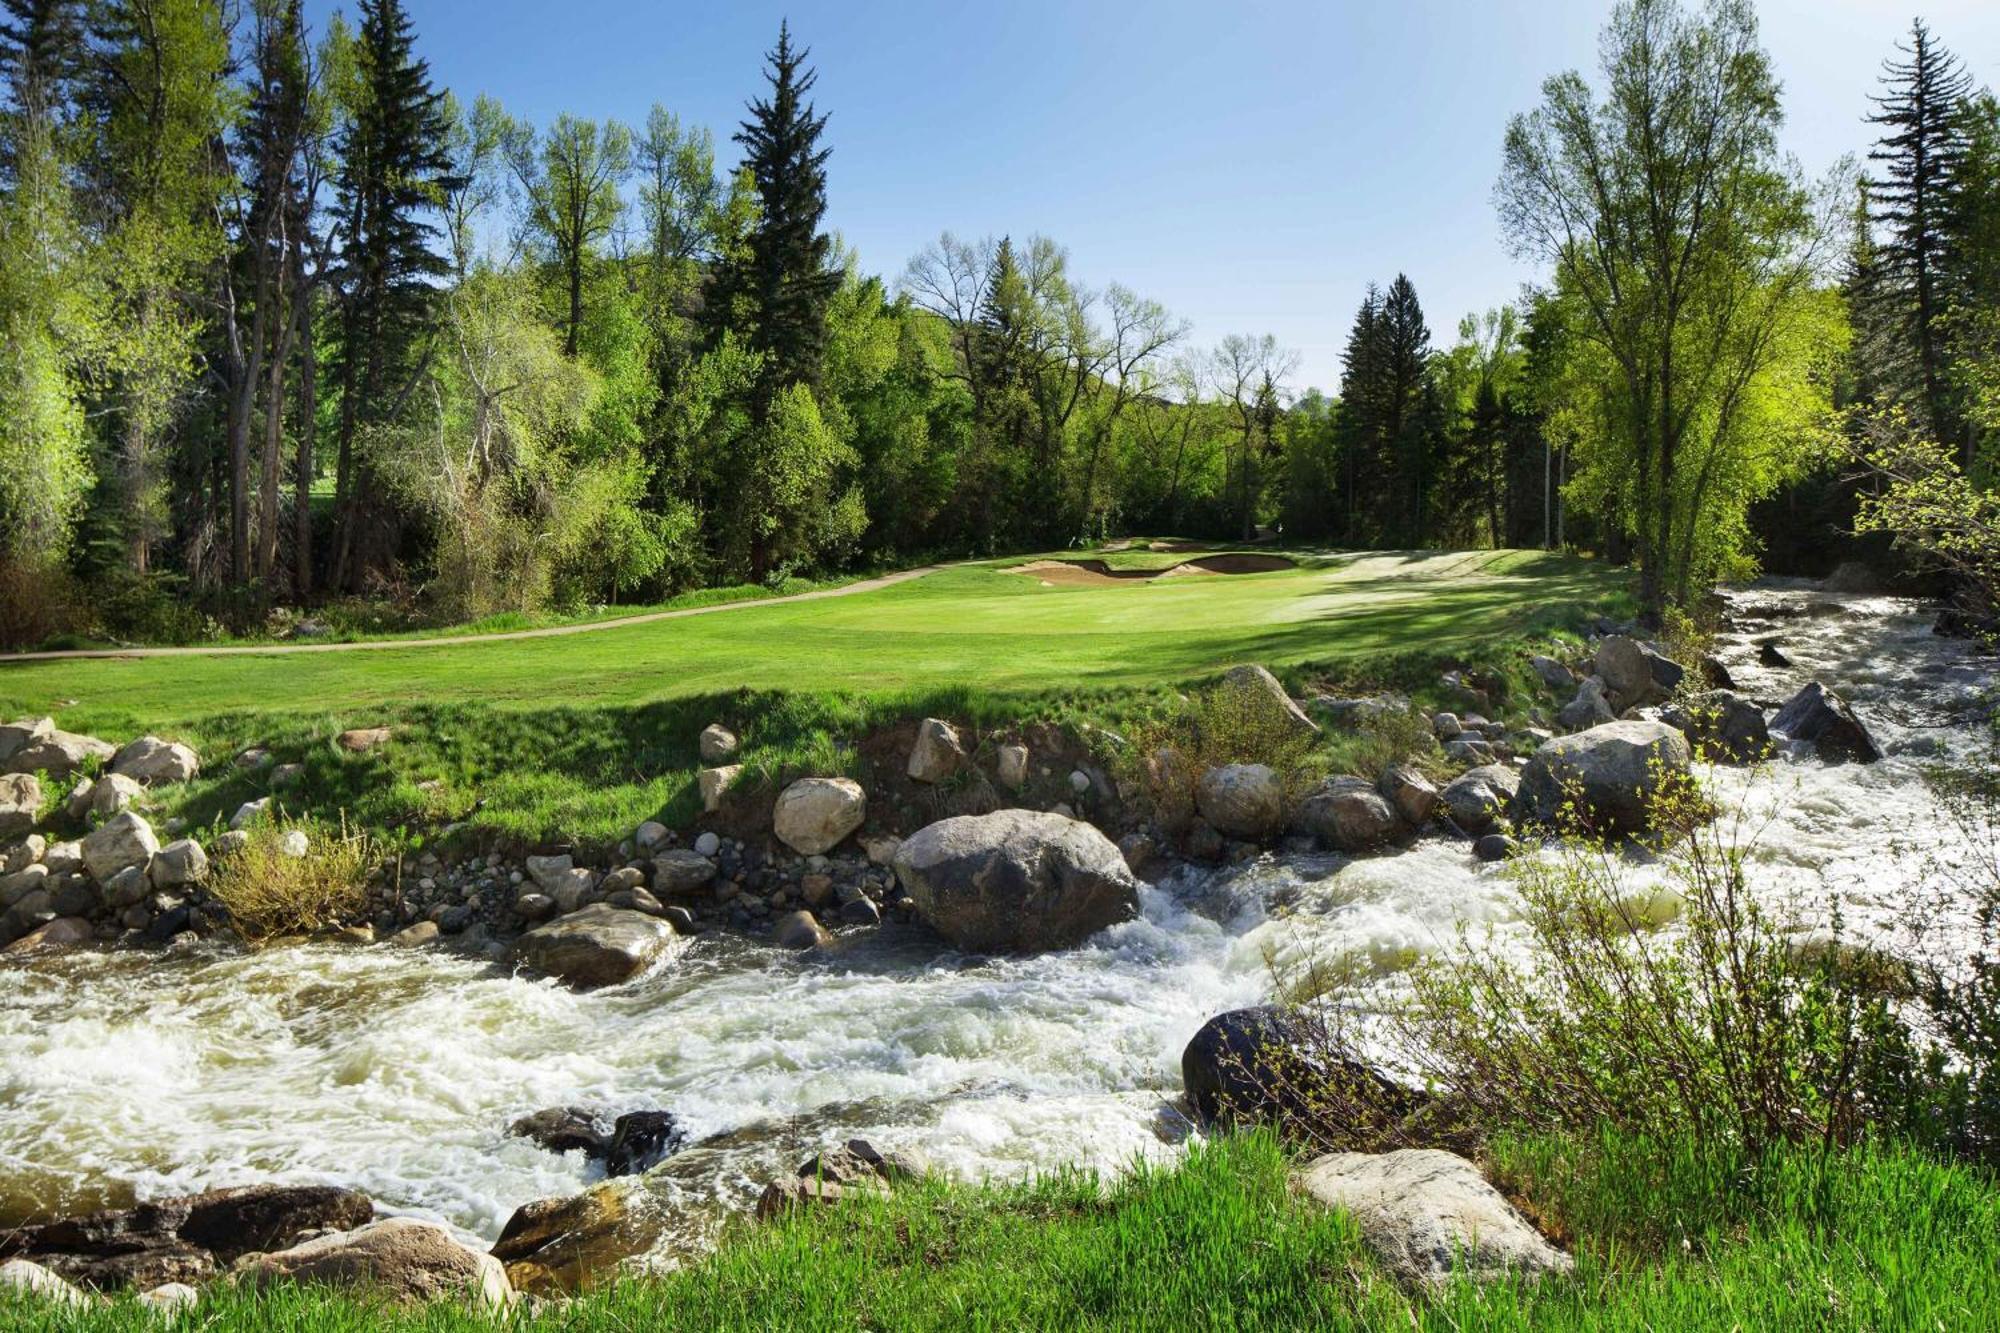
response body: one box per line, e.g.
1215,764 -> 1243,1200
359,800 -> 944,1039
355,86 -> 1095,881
1438,765 -> 1518,834
493,1177 -> 666,1295
0,773 -> 39,841
100,865 -> 148,909
0,863 -> 46,908
335,726 -> 392,753
1293,1150 -> 1572,1288
1529,654 -> 1575,692
0,834 -> 42,875
634,821 -> 670,853
699,764 -> 743,812
773,778 -> 866,855
1557,676 -> 1616,732
136,1283 -> 197,1315
1770,682 -> 1881,764
756,1139 -> 921,1221
1474,833 -> 1516,862
109,736 -> 200,786
1218,664 -> 1321,739
390,921 -> 439,948
239,1217 -> 511,1308
651,849 -> 717,894
1182,1006 -> 1415,1130
0,1260 -> 91,1310
1293,776 -> 1400,851
1514,719 -> 1692,835
525,853 -> 574,891
996,743 -> 1030,790
694,831 -> 721,856
699,723 -> 739,764
89,773 -> 146,818
228,798 -> 270,831
80,812 -> 158,883
0,717 -> 54,762
511,903 -> 679,988
1661,690 -> 1769,763
1594,636 -> 1684,711
603,1110 -> 685,1177
1195,764 -> 1283,840
772,909 -> 832,950
510,1106 -> 613,1157
1378,765 -> 1438,827
3,917 -> 92,953
1,727 -> 113,780
892,809 -> 1140,954
907,718 -> 965,783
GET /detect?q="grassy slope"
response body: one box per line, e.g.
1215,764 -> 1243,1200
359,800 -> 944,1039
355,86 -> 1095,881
0,550 -> 1626,847
4,1131 -> 1992,1331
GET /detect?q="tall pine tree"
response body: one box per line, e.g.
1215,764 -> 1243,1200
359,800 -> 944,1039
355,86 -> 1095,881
329,0 -> 453,590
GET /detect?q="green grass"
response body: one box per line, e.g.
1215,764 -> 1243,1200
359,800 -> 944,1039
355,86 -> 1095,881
4,1131 -> 1993,1330
0,549 -> 1626,848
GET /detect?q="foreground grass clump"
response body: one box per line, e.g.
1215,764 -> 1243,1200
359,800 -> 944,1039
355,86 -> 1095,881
4,1131 -> 1995,1331
204,817 -> 373,939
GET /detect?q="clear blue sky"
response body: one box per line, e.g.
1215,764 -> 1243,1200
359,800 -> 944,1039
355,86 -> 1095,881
312,1 -> 2000,394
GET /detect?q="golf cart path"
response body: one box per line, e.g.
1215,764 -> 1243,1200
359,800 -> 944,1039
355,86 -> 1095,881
0,565 -> 947,662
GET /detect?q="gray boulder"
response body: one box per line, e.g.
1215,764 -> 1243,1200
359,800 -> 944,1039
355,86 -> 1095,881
907,718 -> 965,783
1557,677 -> 1616,733
1378,765 -> 1439,827
1529,654 -> 1575,692
1594,636 -> 1684,711
773,778 -> 866,855
239,1218 -> 511,1309
81,812 -> 159,883
651,849 -> 717,895
1661,690 -> 1770,763
0,727 -> 113,779
0,834 -> 43,875
1195,763 -> 1284,840
1218,664 -> 1320,739
109,736 -> 200,786
698,723 -> 739,764
511,903 -> 680,989
1439,765 -> 1518,834
1514,720 -> 1692,835
1770,682 -> 1881,764
89,772 -> 145,818
772,909 -> 832,950
1293,777 -> 1400,851
891,809 -> 1140,954
0,773 -> 40,841
1294,1149 -> 1572,1288
996,743 -> 1029,790
150,839 -> 209,889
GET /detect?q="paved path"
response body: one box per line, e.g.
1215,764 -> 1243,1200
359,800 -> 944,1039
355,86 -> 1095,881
0,565 -> 946,662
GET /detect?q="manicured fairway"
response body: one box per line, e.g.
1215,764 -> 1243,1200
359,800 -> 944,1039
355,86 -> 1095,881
1,550 -> 1618,732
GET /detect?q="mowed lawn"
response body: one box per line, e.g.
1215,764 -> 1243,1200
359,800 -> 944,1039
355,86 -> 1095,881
1,550 -> 1618,729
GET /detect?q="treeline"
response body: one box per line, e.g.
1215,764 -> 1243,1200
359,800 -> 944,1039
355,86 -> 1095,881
1,0 -> 1996,639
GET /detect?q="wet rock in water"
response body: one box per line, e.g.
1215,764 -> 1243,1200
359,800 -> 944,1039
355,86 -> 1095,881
907,717 -> 966,783
1195,763 -> 1284,840
772,909 -> 832,951
3,917 -> 93,953
1557,677 -> 1616,733
239,1217 -> 511,1308
390,921 -> 439,948
892,809 -> 1140,954
1661,690 -> 1769,763
603,1110 -> 685,1178
109,736 -> 199,786
0,773 -> 40,841
80,812 -> 159,884
1438,766 -> 1519,834
1293,776 -> 1400,851
173,1184 -> 374,1261
493,1178 -> 665,1295
510,903 -> 678,988
773,778 -> 867,856
1293,1150 -> 1572,1288
1182,1006 -> 1415,1130
1218,663 -> 1321,739
1758,638 -> 1792,667
1770,682 -> 1881,764
839,896 -> 883,927
698,723 -> 739,764
1513,720 -> 1692,836
1378,765 -> 1438,827
1594,636 -> 1684,711
651,849 -> 717,895
514,892 -> 555,922
510,1106 -> 613,1157
1473,833 -> 1516,863
1699,654 -> 1737,690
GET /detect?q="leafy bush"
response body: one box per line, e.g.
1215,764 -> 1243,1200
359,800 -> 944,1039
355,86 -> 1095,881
1126,670 -> 1322,830
207,816 -> 372,940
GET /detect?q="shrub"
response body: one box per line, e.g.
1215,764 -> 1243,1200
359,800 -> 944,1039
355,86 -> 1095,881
207,816 -> 372,940
0,554 -> 82,650
1125,671 -> 1321,830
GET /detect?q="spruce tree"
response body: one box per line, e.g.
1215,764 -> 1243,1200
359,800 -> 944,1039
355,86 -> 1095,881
723,20 -> 837,416
1866,19 -> 1973,452
329,0 -> 453,589
0,0 -> 82,126
1335,286 -> 1382,543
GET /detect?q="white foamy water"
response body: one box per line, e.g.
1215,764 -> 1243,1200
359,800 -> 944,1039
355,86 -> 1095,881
0,580 -> 1989,1252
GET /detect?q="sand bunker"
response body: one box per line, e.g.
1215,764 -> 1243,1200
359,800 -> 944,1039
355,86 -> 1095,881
1010,554 -> 1296,586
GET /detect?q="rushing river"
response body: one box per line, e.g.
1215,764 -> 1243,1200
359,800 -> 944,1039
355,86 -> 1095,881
0,579 -> 1990,1256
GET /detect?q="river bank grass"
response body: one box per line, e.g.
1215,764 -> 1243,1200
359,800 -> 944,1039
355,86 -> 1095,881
0,551 -> 1627,849
5,1130 -> 1994,1331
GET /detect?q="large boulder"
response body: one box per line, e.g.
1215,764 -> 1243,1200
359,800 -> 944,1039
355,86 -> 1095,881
891,809 -> 1140,954
906,718 -> 965,783
88,773 -> 145,818
510,903 -> 680,989
0,717 -> 54,763
1195,764 -> 1284,840
1182,1006 -> 1414,1129
1293,776 -> 1400,851
108,737 -> 200,786
0,773 -> 40,841
238,1218 -> 511,1308
1529,654 -> 1575,693
1438,765 -> 1518,834
1662,690 -> 1770,764
0,727 -> 113,780
1514,720 -> 1692,835
509,1106 -> 613,1157
1594,636 -> 1685,711
1378,765 -> 1438,828
773,778 -> 866,855
80,812 -> 159,883
1770,682 -> 1881,764
149,839 -> 209,889
492,1178 -> 666,1295
1294,1150 -> 1572,1288
1218,664 -> 1321,739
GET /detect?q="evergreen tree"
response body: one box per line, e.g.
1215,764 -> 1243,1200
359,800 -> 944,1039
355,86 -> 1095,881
0,0 -> 82,128
1334,285 -> 1382,543
1866,19 -> 1973,455
329,0 -> 453,589
720,20 -> 838,415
